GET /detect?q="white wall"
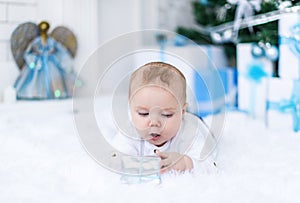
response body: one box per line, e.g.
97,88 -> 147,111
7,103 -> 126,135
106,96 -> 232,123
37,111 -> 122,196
97,0 -> 141,45
0,0 -> 196,101
61,0 -> 99,72
157,0 -> 195,31
94,0 -> 197,95
0,0 -> 37,101
97,0 -> 195,45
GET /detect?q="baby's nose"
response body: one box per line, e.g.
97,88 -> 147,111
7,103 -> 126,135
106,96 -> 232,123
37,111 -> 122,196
149,107 -> 165,128
149,115 -> 161,127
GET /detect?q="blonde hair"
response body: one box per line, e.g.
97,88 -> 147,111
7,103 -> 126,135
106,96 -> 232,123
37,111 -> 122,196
129,62 -> 186,104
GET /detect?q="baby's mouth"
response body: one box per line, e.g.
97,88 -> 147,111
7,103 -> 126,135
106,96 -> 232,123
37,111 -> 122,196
150,133 -> 160,138
149,133 -> 161,141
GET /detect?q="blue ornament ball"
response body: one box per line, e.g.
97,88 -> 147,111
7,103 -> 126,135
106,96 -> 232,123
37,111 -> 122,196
265,45 -> 279,61
251,44 -> 264,58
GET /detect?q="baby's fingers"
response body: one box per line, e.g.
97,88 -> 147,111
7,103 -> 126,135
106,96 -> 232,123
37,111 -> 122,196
154,150 -> 168,159
160,158 -> 172,168
160,166 -> 170,174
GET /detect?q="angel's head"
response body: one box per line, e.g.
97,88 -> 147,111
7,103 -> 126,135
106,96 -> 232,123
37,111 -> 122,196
38,21 -> 50,34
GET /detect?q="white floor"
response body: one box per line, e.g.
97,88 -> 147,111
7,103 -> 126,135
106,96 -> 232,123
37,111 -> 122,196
1,99 -> 300,203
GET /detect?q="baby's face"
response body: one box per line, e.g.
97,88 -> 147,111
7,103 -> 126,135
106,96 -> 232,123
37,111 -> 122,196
129,85 -> 186,147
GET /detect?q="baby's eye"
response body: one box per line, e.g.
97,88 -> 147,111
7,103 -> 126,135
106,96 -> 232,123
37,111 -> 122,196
161,113 -> 173,118
138,112 -> 149,117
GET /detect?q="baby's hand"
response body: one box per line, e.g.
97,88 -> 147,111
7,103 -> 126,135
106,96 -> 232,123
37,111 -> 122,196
154,150 -> 193,173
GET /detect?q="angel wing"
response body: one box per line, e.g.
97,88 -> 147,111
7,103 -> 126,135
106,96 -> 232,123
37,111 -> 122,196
50,26 -> 77,58
10,22 -> 39,70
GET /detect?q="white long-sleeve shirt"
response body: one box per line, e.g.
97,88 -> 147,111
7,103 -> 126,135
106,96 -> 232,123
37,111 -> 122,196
111,112 -> 217,174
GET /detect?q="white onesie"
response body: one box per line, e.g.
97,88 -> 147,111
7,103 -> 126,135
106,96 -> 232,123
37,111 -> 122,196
111,112 -> 218,173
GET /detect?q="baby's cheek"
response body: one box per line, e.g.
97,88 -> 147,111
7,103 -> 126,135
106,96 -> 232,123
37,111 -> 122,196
164,124 -> 178,136
131,116 -> 141,126
132,118 -> 148,131
166,119 -> 181,133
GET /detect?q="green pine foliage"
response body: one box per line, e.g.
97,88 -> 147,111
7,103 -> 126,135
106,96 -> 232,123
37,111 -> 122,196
177,0 -> 300,66
192,0 -> 236,26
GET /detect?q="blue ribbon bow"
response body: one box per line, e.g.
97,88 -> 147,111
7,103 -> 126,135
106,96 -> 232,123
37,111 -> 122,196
266,81 -> 300,132
247,61 -> 268,84
244,60 -> 269,117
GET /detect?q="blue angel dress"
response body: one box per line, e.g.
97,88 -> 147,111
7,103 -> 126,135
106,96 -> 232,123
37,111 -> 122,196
14,36 -> 77,99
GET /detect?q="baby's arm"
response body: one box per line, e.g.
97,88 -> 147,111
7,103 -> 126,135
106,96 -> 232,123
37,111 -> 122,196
155,150 -> 193,173
154,132 -> 217,174
187,131 -> 218,174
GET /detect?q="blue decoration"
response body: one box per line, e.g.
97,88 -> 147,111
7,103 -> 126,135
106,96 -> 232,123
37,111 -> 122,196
214,67 -> 237,95
192,44 -> 235,117
193,68 -> 228,117
280,36 -> 299,54
244,60 -> 270,118
265,45 -> 279,61
251,43 -> 279,62
199,0 -> 208,5
14,36 -> 77,99
267,81 -> 300,132
280,23 -> 300,78
290,23 -> 300,55
246,62 -> 267,84
251,44 -> 264,58
29,62 -> 35,69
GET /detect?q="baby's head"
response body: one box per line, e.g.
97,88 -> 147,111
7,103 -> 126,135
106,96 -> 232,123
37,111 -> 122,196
129,62 -> 187,147
129,62 -> 186,105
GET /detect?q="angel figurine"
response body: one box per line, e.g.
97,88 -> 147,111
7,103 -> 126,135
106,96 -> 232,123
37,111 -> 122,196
11,21 -> 78,99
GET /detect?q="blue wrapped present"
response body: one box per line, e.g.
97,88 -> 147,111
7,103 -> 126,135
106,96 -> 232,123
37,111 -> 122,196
218,67 -> 237,107
266,78 -> 300,132
190,67 -> 236,117
237,43 -> 274,119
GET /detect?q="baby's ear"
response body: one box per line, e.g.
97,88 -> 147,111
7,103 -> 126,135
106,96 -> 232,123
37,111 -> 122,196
182,103 -> 188,115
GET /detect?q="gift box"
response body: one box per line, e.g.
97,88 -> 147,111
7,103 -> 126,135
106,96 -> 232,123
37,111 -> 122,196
190,68 -> 225,117
218,67 -> 237,108
237,43 -> 274,119
189,67 -> 237,117
278,13 -> 300,79
266,78 -> 300,132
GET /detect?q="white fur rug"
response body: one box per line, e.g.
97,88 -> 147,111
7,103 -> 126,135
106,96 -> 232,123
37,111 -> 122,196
1,99 -> 300,203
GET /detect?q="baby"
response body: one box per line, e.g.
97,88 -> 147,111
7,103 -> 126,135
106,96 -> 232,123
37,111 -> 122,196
113,62 -> 216,173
